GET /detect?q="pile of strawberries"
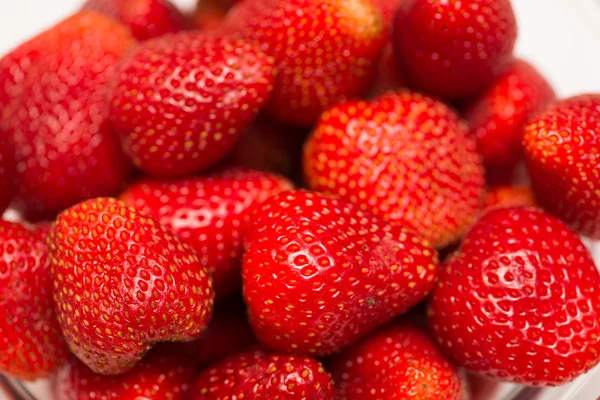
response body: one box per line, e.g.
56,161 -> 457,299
0,0 -> 599,398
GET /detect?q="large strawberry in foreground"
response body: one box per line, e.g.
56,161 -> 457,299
110,33 -> 275,178
0,12 -> 135,219
49,198 -> 214,375
304,91 -> 485,248
243,190 -> 438,356
429,207 -> 600,385
193,350 -> 334,399
223,0 -> 386,125
523,94 -> 600,239
120,168 -> 293,298
331,323 -> 468,400
0,221 -> 68,380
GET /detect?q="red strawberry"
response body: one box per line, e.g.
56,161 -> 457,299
193,350 -> 334,399
243,190 -> 438,356
523,94 -> 600,239
53,347 -> 195,400
110,33 -> 276,178
0,12 -> 135,219
0,139 -> 16,214
330,323 -> 468,400
304,91 -> 485,248
0,221 -> 68,380
484,185 -> 537,211
393,0 -> 517,99
120,168 -> 293,298
223,0 -> 387,125
428,207 -> 600,385
83,0 -> 188,40
464,59 -> 556,184
49,197 -> 214,375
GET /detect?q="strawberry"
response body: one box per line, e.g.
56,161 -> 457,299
120,168 -> 293,298
49,197 -> 214,375
0,221 -> 68,380
109,33 -> 276,178
523,94 -> 600,239
428,207 -> 600,385
0,139 -> 16,214
330,323 -> 468,400
304,91 -> 485,248
83,0 -> 188,40
243,190 -> 438,356
464,59 -> 556,184
223,0 -> 387,125
393,0 -> 517,99
193,350 -> 334,399
484,185 -> 537,210
0,12 -> 135,219
53,347 -> 195,400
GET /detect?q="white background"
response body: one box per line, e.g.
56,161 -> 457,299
0,1 -> 599,399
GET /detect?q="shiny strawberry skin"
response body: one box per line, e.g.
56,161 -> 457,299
429,207 -> 600,385
120,168 -> 293,298
83,0 -> 188,40
0,138 -> 16,214
304,91 -> 485,248
243,190 -> 438,356
110,33 -> 275,178
0,221 -> 69,380
393,0 -> 517,99
0,12 -> 135,219
465,59 -> 556,184
193,350 -> 334,399
223,0 -> 386,125
484,185 -> 537,211
523,94 -> 600,239
49,197 -> 214,375
53,347 -> 195,400
330,323 -> 467,400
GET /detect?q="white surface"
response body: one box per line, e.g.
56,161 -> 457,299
0,1 -> 599,400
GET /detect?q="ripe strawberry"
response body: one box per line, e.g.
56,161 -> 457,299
0,139 -> 16,214
464,59 -> 556,184
523,94 -> 600,239
0,221 -> 68,380
484,185 -> 537,210
110,33 -> 276,178
223,0 -> 387,125
0,12 -> 135,219
330,323 -> 468,400
49,197 -> 214,375
83,0 -> 188,40
120,168 -> 293,298
429,207 -> 600,385
53,347 -> 195,400
193,350 -> 334,399
393,0 -> 517,99
304,91 -> 485,248
243,190 -> 438,356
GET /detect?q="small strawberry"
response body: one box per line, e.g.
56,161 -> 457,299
0,138 -> 16,214
49,197 -> 214,375
223,0 -> 387,125
243,190 -> 438,356
53,347 -> 195,400
304,91 -> 485,248
193,350 -> 334,399
0,12 -> 135,219
464,59 -> 556,184
523,94 -> 600,239
0,221 -> 68,380
120,168 -> 293,298
428,207 -> 600,385
330,323 -> 468,400
484,185 -> 537,211
393,0 -> 517,99
83,0 -> 188,40
110,33 -> 276,178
